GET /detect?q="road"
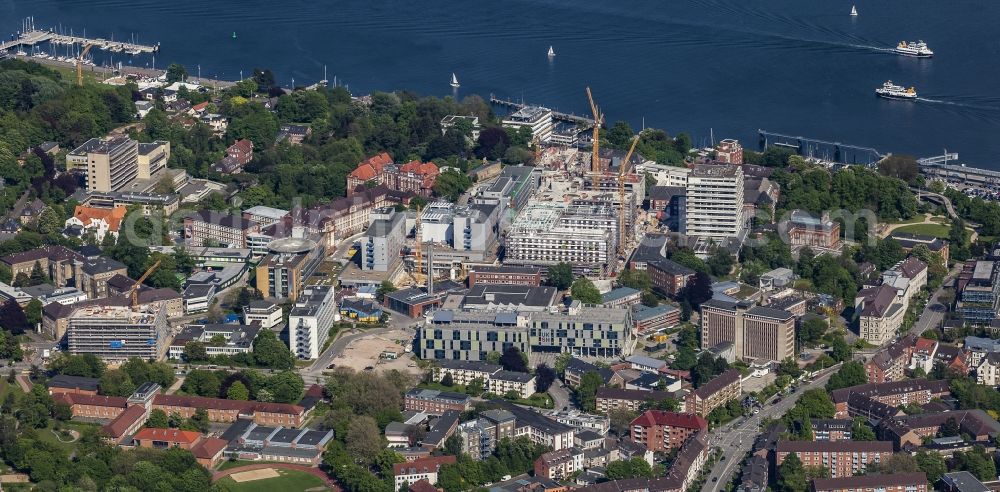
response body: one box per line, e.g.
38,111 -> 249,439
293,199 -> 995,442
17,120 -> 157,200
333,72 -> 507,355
548,381 -> 572,411
703,364 -> 840,492
908,264 -> 963,337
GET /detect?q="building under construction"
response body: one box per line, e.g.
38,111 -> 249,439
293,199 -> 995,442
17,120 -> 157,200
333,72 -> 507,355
504,201 -> 618,278
66,303 -> 169,362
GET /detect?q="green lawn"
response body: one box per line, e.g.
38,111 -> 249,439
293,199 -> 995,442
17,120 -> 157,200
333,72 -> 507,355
37,421 -> 101,453
891,214 -> 929,225
893,223 -> 952,239
216,468 -> 329,492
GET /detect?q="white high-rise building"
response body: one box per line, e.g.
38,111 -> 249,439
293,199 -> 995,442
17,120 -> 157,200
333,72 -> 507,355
502,106 -> 554,143
685,163 -> 745,240
289,285 -> 338,359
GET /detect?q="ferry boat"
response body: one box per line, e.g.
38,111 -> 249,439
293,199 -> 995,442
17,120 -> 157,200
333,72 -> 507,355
875,80 -> 917,100
893,40 -> 933,58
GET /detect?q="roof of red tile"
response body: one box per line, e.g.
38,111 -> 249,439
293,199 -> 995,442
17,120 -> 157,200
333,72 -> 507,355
132,427 -> 202,444
73,205 -> 128,232
393,455 -> 456,476
102,404 -> 148,438
54,392 -> 128,408
409,479 -> 439,492
400,160 -> 439,176
191,436 -> 228,459
228,139 -> 253,154
690,369 -> 741,399
349,152 -> 393,181
897,257 -> 928,279
631,410 -> 708,430
192,101 -> 209,112
914,337 -> 938,353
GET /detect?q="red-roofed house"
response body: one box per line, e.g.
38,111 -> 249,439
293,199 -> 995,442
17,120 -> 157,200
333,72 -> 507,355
347,153 -> 440,197
910,337 -> 939,373
213,139 -> 255,174
101,404 -> 149,444
630,411 -> 709,452
53,392 -> 128,419
409,479 -> 441,492
191,437 -> 228,468
393,455 -> 456,490
192,101 -> 209,114
64,205 -> 128,243
133,427 -> 203,449
152,394 -> 305,427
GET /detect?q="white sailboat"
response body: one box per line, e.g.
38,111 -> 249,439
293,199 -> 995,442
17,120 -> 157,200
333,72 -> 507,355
850,5 -> 858,16
547,46 -> 555,57
450,73 -> 460,88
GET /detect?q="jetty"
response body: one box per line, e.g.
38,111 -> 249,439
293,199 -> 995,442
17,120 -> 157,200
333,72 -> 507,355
1,29 -> 159,54
490,94 -> 595,127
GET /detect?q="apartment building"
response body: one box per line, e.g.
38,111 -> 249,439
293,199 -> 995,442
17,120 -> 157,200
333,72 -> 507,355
830,379 -> 950,418
68,136 -> 140,192
976,353 -> 1000,386
810,473 -> 928,492
700,300 -> 795,363
393,456 -> 457,490
534,448 -> 585,480
66,303 -> 169,362
488,371 -> 536,399
809,419 -> 853,441
855,284 -> 906,346
505,201 -> 618,277
596,388 -> 675,413
629,411 -> 709,452
685,163 -> 745,240
684,369 -> 742,417
289,285 -> 337,359
879,410 -> 1000,450
501,106 -> 554,143
362,208 -> 407,272
864,335 -> 916,383
212,139 -> 253,174
497,401 -> 576,451
775,440 -> 893,478
404,389 -> 472,415
434,359 -> 502,386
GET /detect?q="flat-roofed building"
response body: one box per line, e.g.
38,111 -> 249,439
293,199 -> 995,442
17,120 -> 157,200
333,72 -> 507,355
958,260 -> 1000,325
502,106 -> 554,143
686,163 -> 745,240
289,285 -> 337,360
467,265 -> 542,287
67,303 -> 169,362
810,472 -> 927,492
362,208 -> 406,272
742,306 -> 795,362
68,136 -> 140,193
167,323 -> 262,360
505,201 -> 618,278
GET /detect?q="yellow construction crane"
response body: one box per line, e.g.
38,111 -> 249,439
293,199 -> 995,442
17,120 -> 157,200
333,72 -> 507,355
129,259 -> 161,309
76,43 -> 94,87
618,135 -> 640,259
585,87 -> 604,174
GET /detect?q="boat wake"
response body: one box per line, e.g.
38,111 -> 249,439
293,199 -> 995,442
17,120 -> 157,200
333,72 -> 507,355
915,97 -> 1000,112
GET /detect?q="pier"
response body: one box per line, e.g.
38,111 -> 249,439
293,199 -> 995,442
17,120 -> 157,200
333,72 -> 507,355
490,94 -> 595,127
757,129 -> 885,165
1,29 -> 159,55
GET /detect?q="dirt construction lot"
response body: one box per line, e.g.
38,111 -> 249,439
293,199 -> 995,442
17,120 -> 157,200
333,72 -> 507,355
330,329 -> 422,376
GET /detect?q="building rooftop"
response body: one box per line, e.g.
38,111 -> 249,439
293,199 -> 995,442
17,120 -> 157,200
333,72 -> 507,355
48,374 -> 100,392
810,473 -> 927,491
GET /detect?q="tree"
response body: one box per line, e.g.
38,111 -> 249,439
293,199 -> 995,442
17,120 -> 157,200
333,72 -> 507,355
547,263 -> 573,290
707,248 -> 734,277
182,408 -> 210,433
24,298 -> 42,327
605,457 -> 653,480
953,446 -> 997,481
346,415 -> 384,465
873,453 -> 919,474
475,127 -> 510,160
826,361 -> 867,390
266,370 -> 305,403
851,417 -> 876,441
577,371 -> 603,412
499,347 -> 528,373
914,450 -> 947,483
146,409 -> 169,428
798,317 -> 827,347
878,155 -> 919,184
0,300 -> 30,334
618,269 -> 652,292
949,218 -> 971,261
684,271 -> 713,308
432,170 -> 472,202
571,277 -> 602,304
376,280 -> 397,302
182,341 -> 207,362
535,364 -> 556,392
182,369 -> 221,397
99,369 -> 135,397
776,453 -> 808,492
443,433 -> 463,456
941,416 -> 960,437
226,381 -> 250,400
252,329 -> 295,370
165,64 -> 188,83
830,335 -> 853,363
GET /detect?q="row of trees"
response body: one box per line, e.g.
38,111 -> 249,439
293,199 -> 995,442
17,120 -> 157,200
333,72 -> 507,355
182,328 -> 296,370
180,368 -> 304,404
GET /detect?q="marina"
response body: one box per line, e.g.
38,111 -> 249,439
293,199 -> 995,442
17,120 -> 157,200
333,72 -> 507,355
1,18 -> 159,55
490,95 -> 596,127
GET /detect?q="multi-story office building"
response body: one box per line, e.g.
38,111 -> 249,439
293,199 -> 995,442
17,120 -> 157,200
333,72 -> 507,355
420,201 -> 500,254
242,205 -> 290,228
418,305 -> 634,361
685,163 -> 745,240
66,303 -> 169,362
501,106 -> 554,143
288,285 -> 337,359
167,323 -> 262,360
183,211 -> 260,248
474,165 -> 540,217
137,141 -> 170,180
775,441 -> 893,478
958,260 -> 1000,325
505,201 -> 618,277
700,300 -> 794,363
68,136 -> 141,193
243,300 -> 283,329
255,233 -> 325,302
361,208 -> 406,272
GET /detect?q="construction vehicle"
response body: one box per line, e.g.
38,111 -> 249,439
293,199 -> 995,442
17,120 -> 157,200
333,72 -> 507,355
618,135 -> 640,258
129,259 -> 160,309
76,43 -> 94,86
586,87 -> 604,174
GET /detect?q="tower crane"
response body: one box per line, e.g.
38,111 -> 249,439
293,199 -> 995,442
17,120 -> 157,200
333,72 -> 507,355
76,43 -> 94,86
618,135 -> 640,259
585,87 -> 604,174
129,260 -> 161,310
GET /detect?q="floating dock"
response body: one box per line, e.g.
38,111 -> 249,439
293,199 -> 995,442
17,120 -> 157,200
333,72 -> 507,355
490,94 -> 595,127
1,29 -> 159,54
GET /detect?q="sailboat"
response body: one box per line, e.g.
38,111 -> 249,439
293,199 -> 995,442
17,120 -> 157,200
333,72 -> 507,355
547,46 -> 555,57
450,73 -> 460,88
850,5 -> 858,16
